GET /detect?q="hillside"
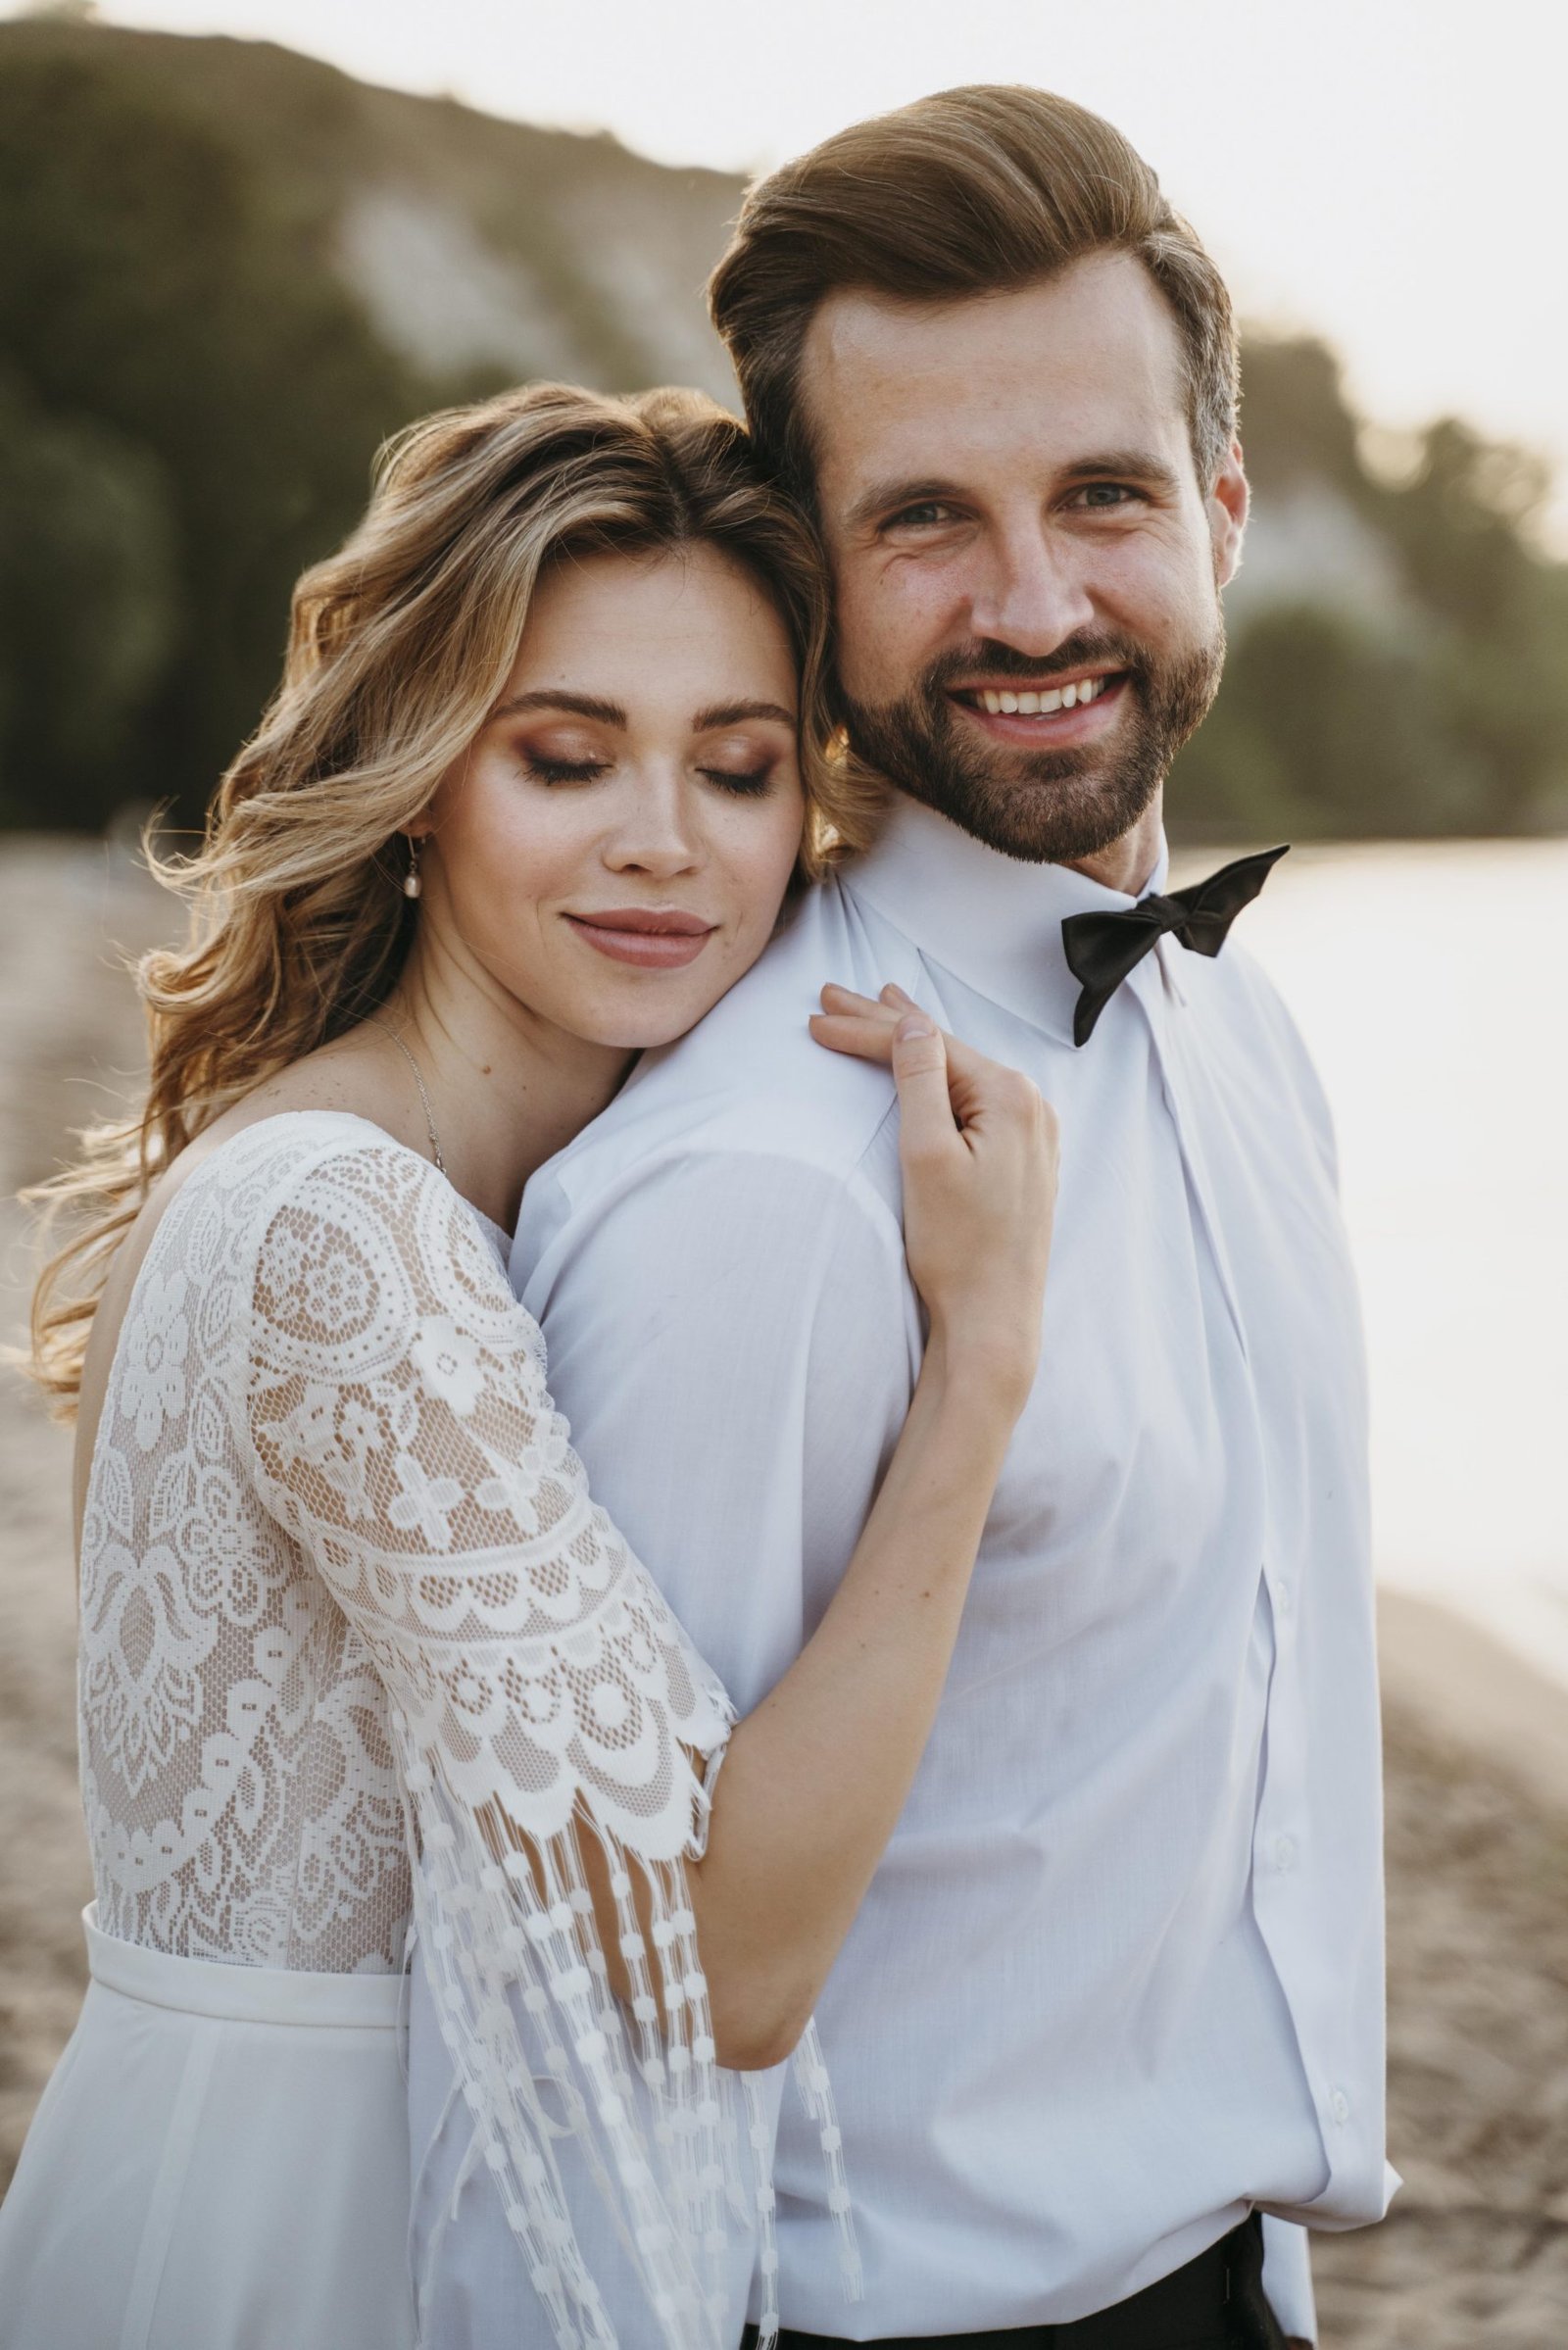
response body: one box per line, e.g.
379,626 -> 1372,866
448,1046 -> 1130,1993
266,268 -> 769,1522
3,16 -> 744,394
1,17 -> 1564,838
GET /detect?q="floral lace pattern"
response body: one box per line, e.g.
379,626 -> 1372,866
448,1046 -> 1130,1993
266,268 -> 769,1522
81,1124 -> 414,1972
76,1113 -> 842,2346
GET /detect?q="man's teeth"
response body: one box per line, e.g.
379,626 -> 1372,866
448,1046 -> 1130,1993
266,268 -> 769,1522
976,676 -> 1108,715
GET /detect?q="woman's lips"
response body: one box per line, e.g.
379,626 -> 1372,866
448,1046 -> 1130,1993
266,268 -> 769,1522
563,909 -> 718,970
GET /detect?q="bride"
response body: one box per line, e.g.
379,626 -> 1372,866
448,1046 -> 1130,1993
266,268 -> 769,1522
0,381 -> 1056,2350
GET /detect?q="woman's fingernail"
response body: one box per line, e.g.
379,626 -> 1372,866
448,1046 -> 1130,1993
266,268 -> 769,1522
896,1012 -> 936,1042
882,982 -> 916,1006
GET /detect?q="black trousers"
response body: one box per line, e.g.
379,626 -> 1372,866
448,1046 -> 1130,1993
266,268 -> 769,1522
740,2213 -> 1289,2350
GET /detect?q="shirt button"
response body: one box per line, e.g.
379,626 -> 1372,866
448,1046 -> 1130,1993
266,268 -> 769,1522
1329,2088 -> 1351,2125
1272,1833 -> 1298,1872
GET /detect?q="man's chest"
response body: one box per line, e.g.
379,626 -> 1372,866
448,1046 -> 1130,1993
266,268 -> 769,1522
930,981 -> 1364,1665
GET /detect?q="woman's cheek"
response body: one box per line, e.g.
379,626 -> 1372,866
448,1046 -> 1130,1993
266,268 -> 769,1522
487,793 -> 593,908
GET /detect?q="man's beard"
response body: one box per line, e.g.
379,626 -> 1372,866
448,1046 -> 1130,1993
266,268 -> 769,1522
836,624 -> 1225,865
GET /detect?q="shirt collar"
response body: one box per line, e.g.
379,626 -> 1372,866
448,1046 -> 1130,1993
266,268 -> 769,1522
845,794 -> 1171,1044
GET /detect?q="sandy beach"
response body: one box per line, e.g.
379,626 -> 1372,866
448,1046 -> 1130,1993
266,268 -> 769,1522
1,838 -> 1562,2345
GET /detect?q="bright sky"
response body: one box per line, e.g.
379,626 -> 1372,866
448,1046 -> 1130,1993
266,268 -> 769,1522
25,0 -> 1568,542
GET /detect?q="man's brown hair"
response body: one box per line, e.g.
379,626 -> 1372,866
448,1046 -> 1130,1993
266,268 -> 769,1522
709,84 -> 1240,510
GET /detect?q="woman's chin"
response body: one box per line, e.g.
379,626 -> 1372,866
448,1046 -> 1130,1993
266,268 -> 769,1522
581,955 -> 767,1053
598,1000 -> 727,1053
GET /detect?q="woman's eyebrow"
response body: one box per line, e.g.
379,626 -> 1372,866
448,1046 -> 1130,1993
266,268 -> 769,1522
691,700 -> 797,732
488,689 -> 626,725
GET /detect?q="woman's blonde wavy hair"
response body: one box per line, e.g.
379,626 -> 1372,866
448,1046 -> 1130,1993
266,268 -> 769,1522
27,379 -> 883,1415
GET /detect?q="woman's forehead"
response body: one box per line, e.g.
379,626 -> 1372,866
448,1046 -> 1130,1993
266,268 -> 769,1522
507,544 -> 798,705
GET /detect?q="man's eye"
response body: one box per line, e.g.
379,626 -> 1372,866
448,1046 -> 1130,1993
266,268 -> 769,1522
886,502 -> 955,530
524,755 -> 609,784
1075,483 -> 1139,510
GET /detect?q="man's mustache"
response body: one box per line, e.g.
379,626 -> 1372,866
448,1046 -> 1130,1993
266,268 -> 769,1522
921,635 -> 1151,693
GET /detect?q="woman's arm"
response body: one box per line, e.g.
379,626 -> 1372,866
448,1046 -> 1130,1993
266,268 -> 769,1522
239,1139 -> 749,2349
677,984 -> 1057,2068
687,1335 -> 1025,2068
244,1024 -> 1054,2102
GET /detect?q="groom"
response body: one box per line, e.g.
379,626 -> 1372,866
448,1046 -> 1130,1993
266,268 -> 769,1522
479,87 -> 1392,2345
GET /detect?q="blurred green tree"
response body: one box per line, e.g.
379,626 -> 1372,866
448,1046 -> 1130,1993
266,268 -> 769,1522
1174,340 -> 1568,838
1374,419 -> 1568,829
0,368 -> 178,827
1178,604 -> 1489,840
0,32 -> 433,827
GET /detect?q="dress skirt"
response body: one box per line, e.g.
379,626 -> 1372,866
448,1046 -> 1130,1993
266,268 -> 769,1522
0,1905 -> 416,2350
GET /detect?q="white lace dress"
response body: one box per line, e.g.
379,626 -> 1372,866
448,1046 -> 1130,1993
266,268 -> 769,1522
0,1113 -> 848,2350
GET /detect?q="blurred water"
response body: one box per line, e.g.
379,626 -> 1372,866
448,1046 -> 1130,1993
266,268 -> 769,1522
1191,838 -> 1568,1689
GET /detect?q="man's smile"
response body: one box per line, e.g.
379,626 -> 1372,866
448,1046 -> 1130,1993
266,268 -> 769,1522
947,669 -> 1129,743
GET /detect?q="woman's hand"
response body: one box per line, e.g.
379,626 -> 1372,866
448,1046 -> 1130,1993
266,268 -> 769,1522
810,982 -> 1058,1417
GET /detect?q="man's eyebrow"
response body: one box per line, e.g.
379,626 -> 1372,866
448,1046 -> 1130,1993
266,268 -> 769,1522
487,689 -> 626,726
691,699 -> 797,732
1059,449 -> 1184,493
844,478 -> 965,535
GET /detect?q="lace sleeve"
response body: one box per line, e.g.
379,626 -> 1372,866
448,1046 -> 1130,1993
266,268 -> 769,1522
236,1137 -> 772,2350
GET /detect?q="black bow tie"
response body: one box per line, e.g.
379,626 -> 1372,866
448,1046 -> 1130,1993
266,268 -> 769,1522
1060,845 -> 1290,1047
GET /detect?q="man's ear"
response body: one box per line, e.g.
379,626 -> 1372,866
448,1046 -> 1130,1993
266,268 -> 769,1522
1210,436 -> 1250,589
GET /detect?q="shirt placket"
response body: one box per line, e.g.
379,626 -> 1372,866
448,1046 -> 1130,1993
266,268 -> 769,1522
1131,950 -> 1339,2194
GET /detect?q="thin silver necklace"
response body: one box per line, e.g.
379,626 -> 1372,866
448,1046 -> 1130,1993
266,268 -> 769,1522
370,1020 -> 446,1174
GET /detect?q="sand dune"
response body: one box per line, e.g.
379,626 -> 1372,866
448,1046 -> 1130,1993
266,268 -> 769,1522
0,839 -> 1561,2344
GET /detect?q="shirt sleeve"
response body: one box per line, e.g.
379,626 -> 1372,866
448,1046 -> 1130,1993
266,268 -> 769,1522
517,1144 -> 915,2325
235,1137 -> 749,2350
519,1143 -> 921,1714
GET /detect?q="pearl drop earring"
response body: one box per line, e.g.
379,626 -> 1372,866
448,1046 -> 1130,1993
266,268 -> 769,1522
403,838 -> 422,900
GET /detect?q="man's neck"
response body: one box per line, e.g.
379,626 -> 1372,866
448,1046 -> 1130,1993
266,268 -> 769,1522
1062,791 -> 1165,897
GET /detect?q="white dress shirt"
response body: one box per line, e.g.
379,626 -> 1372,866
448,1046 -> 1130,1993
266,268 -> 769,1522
412,796 -> 1396,2343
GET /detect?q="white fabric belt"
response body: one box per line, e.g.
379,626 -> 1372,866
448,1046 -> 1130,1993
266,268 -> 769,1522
82,1903 -> 406,2029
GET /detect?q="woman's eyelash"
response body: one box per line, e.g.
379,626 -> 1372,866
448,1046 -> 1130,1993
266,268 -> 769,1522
700,766 -> 772,796
522,755 -> 772,795
524,755 -> 609,784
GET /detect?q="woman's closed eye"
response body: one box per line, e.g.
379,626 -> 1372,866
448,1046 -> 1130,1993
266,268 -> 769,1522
523,752 -> 612,784
694,727 -> 787,796
523,754 -> 777,795
699,761 -> 774,797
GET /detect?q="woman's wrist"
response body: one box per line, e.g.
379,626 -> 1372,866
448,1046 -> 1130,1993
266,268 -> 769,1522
920,1314 -> 1039,1428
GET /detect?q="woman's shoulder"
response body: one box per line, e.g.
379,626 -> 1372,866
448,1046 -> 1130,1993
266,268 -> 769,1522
77,1114 -> 461,1509
186,1110 -> 508,1305
79,1112 -> 387,1429
224,1115 -> 545,1388
142,1108 -> 433,1263
107,1111 -> 519,1380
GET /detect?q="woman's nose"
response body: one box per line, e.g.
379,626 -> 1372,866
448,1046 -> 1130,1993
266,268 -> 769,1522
601,771 -> 706,878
